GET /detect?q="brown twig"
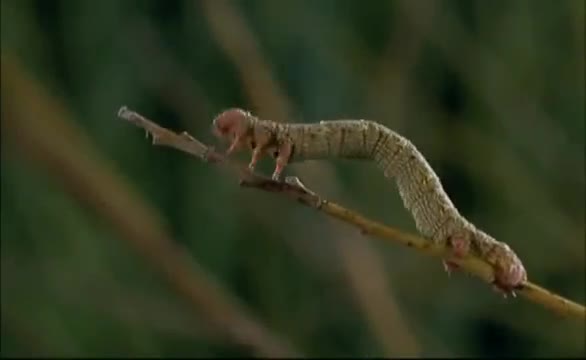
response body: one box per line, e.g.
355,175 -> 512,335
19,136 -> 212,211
117,106 -> 586,320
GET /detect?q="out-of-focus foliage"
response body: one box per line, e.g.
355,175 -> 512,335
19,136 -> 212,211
1,0 -> 584,357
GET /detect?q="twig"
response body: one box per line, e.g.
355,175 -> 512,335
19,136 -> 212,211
117,106 -> 586,320
0,56 -> 301,358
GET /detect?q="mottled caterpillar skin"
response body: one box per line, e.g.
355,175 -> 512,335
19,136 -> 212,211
212,108 -> 527,294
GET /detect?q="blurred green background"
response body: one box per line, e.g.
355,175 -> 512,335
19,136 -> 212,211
1,0 -> 584,357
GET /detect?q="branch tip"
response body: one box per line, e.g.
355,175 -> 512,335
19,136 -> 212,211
117,105 -> 131,119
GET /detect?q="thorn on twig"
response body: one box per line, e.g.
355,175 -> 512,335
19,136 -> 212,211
284,176 -> 315,196
285,176 -> 325,209
180,131 -> 197,142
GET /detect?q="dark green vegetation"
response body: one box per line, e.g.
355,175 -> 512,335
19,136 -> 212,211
1,0 -> 584,357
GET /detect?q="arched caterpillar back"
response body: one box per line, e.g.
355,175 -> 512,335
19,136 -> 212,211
212,108 -> 527,293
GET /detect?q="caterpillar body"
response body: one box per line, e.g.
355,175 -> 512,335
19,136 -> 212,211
212,108 -> 527,293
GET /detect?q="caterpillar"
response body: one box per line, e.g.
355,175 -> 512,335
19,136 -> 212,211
212,108 -> 527,293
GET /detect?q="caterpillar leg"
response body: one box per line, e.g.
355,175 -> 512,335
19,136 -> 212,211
492,278 -> 521,298
442,260 -> 459,276
442,233 -> 470,276
248,137 -> 272,171
225,132 -> 248,155
248,146 -> 265,170
487,244 -> 527,298
271,142 -> 293,181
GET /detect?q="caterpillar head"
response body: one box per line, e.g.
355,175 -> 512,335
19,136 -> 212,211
212,108 -> 252,142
